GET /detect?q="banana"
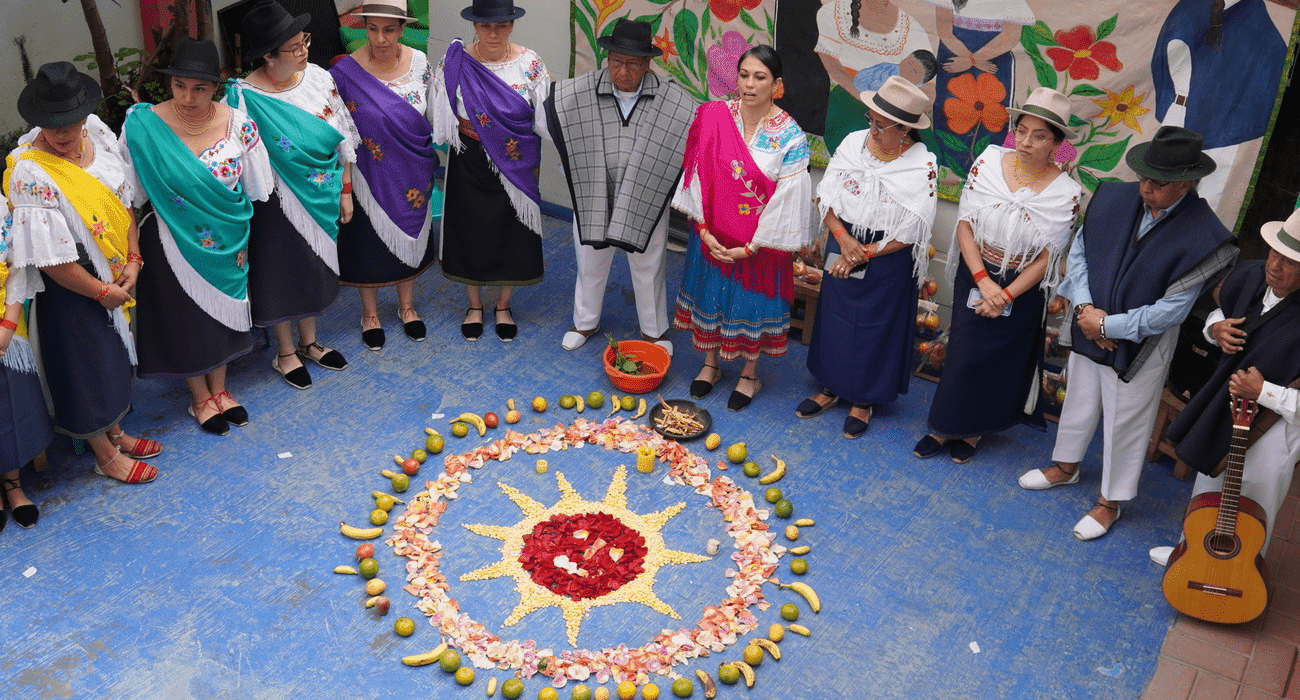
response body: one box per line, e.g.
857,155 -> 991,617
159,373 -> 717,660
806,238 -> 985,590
380,469 -> 398,479
486,676 -> 497,696
333,565 -> 358,574
574,395 -> 586,413
424,427 -> 441,436
781,581 -> 821,613
732,660 -> 756,687
393,455 -> 406,465
340,520 -> 384,540
695,669 -> 717,698
793,518 -> 816,527
758,455 -> 786,485
372,491 -> 404,503
787,545 -> 811,555
401,641 -> 449,667
451,412 -> 487,436
787,624 -> 811,637
608,395 -> 621,415
751,638 -> 781,660
507,398 -> 517,411
632,398 -> 647,419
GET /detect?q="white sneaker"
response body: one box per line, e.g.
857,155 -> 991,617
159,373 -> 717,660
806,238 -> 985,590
561,327 -> 598,351
1149,546 -> 1174,567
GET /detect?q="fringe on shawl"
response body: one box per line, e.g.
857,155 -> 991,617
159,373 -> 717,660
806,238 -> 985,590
351,169 -> 433,268
818,176 -> 933,285
274,177 -> 340,274
1,335 -> 36,373
943,206 -> 1069,293
152,214 -> 252,331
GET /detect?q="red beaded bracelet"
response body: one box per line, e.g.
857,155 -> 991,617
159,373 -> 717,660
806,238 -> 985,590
831,227 -> 849,240
0,319 -> 17,331
972,269 -> 989,283
341,182 -> 353,195
94,282 -> 112,302
1005,289 -> 1015,302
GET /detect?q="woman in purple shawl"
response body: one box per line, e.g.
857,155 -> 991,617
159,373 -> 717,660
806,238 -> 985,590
429,0 -> 550,342
331,0 -> 442,352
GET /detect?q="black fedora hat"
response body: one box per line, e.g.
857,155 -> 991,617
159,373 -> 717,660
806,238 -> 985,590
597,18 -> 661,58
17,61 -> 103,129
461,0 -> 525,23
1125,126 -> 1217,181
156,37 -> 224,82
241,0 -> 311,62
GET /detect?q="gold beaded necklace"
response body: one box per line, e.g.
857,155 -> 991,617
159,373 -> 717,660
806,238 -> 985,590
1012,155 -> 1052,186
173,102 -> 217,136
368,45 -> 401,70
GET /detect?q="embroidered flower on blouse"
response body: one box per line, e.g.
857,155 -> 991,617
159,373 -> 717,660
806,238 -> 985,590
364,138 -> 385,161
238,120 -> 258,148
505,138 -> 522,161
318,105 -> 334,120
276,136 -> 293,152
308,170 -> 334,186
842,178 -> 862,196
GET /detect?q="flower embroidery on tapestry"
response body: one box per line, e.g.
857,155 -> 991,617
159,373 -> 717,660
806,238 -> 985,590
364,138 -> 385,161
196,226 -> 223,251
308,170 -> 333,186
504,138 -> 522,161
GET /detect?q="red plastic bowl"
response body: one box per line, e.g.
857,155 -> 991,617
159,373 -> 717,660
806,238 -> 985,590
603,339 -> 671,394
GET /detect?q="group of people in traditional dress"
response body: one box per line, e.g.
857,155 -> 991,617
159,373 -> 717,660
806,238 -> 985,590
2,0 -> 1297,563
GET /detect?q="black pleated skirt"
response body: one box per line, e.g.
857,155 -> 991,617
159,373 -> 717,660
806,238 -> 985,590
0,361 -> 54,470
440,138 -> 543,286
337,199 -> 438,287
248,192 -> 340,326
134,215 -> 255,378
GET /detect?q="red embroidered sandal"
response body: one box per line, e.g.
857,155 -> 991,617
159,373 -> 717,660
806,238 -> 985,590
93,453 -> 159,484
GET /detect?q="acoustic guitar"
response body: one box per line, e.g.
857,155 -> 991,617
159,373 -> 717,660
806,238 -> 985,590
1162,396 -> 1269,624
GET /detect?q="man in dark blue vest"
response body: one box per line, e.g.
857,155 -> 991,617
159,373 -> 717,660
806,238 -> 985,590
1018,126 -> 1238,540
1150,209 -> 1300,565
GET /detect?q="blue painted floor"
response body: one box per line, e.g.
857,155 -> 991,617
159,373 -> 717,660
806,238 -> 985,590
3,213 -> 1194,699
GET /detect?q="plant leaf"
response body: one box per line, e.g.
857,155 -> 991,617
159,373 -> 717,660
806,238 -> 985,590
674,10 -> 700,75
937,129 -> 968,153
1070,84 -> 1106,97
1095,14 -> 1119,42
1078,168 -> 1099,193
1028,52 -> 1057,91
739,8 -> 763,33
1078,135 -> 1131,172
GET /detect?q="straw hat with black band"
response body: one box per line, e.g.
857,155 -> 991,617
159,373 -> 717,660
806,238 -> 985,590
460,0 -> 525,23
1006,87 -> 1080,142
355,0 -> 413,23
1125,125 -> 1217,182
1261,209 -> 1300,264
858,75 -> 931,130
17,62 -> 103,129
155,37 -> 224,83
241,0 -> 311,62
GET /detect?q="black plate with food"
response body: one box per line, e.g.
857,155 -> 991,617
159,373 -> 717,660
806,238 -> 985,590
649,399 -> 712,441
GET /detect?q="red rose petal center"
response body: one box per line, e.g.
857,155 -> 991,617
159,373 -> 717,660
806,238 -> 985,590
519,512 -> 648,600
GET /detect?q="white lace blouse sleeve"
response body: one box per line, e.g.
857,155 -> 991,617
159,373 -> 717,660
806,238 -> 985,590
117,122 -> 149,208
523,50 -> 553,141
752,130 -> 812,251
233,109 -> 274,202
4,157 -> 80,272
427,57 -> 461,148
319,67 -> 361,164
85,114 -> 135,207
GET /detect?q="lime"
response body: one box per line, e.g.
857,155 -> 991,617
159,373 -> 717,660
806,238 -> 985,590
742,461 -> 761,478
559,394 -> 577,409
764,487 -> 783,503
375,494 -> 396,512
425,434 -> 445,454
451,422 -> 470,438
774,499 -> 794,518
411,448 -> 428,463
671,677 -> 694,697
717,664 -> 740,685
439,649 -> 462,673
641,683 -> 660,700
501,678 -> 524,699
726,442 -> 747,464
391,473 -> 409,493
780,602 -> 800,621
358,557 -> 379,578
539,689 -> 559,700
455,666 -> 475,685
620,395 -> 638,411
394,616 -> 415,636
571,684 -> 593,700
790,557 -> 808,575
616,681 -> 637,700
586,391 -> 606,409
742,643 -> 764,667
369,508 -> 389,526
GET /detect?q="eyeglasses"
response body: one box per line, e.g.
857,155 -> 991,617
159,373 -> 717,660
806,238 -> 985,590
1013,126 -> 1051,146
869,118 -> 903,134
278,33 -> 311,56
1139,175 -> 1174,190
608,57 -> 648,70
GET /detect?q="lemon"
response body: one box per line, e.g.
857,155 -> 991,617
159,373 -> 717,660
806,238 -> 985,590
375,494 -> 396,512
764,487 -> 783,503
365,578 -> 386,596
559,394 -> 577,409
571,684 -> 593,700
439,649 -> 462,673
742,461 -> 761,477
369,508 -> 389,526
594,687 -> 611,700
501,678 -> 524,699
539,689 -> 559,700
411,448 -> 428,463
670,677 -> 694,697
767,623 -> 785,642
451,422 -> 470,438
617,681 -> 638,700
394,616 -> 416,636
790,557 -> 808,575
532,396 -> 548,412
704,433 -> 721,450
742,643 -> 764,667
425,434 -> 445,454
717,664 -> 740,685
620,395 -> 638,411
780,603 -> 800,621
774,499 -> 794,518
641,683 -> 660,700
455,666 -> 475,685
358,557 -> 379,578
391,473 -> 409,493
726,442 -> 747,464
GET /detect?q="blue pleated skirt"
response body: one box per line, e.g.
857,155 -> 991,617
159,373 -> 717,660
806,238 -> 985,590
0,358 -> 53,471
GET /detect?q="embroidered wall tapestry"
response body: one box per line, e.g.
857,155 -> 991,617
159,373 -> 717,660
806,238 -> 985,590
571,0 -> 1299,225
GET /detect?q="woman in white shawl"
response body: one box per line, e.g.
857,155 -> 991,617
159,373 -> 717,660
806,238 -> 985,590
797,76 -> 938,439
914,87 -> 1082,463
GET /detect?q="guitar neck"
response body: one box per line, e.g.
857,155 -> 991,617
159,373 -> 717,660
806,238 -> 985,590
1216,398 -> 1256,536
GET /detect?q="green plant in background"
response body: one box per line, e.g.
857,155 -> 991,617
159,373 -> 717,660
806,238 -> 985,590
74,47 -> 169,131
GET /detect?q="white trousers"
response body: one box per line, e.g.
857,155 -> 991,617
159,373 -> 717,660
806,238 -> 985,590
1189,420 -> 1300,555
571,216 -> 669,338
1051,328 -> 1178,502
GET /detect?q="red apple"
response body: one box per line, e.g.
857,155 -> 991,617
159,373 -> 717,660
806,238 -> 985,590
401,458 -> 421,476
355,543 -> 375,560
483,412 -> 499,428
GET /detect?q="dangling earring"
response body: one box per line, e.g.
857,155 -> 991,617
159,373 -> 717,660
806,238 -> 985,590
774,84 -> 785,100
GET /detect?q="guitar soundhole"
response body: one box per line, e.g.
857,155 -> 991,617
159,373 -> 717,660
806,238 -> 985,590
1205,532 -> 1241,559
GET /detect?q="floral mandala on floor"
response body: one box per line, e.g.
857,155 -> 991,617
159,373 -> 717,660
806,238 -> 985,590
387,417 -> 784,687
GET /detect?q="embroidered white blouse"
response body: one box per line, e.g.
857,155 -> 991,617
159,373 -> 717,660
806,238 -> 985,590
384,50 -> 431,111
815,0 -> 932,71
674,101 -> 813,252
428,44 -> 552,145
235,63 -> 361,164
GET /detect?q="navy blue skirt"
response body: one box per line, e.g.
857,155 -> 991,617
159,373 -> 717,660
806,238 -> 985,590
248,192 -> 340,327
806,229 -> 918,405
0,361 -> 53,470
927,261 -> 1046,439
337,198 -> 438,287
36,268 -> 133,438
